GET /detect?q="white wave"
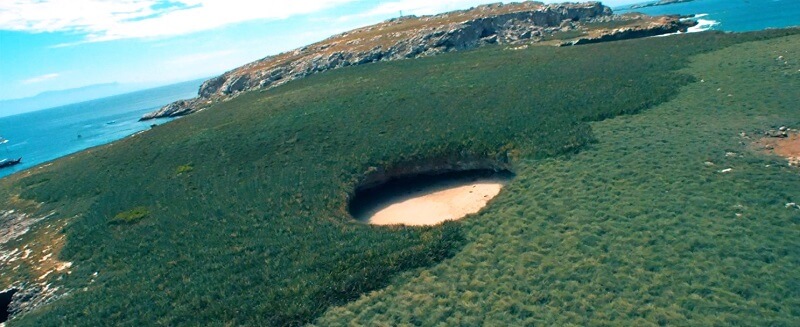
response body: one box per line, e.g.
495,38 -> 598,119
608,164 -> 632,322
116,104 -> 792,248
687,19 -> 721,33
655,16 -> 721,37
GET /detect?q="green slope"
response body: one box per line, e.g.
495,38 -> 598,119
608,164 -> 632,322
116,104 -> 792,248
317,32 -> 800,326
1,29 -> 798,326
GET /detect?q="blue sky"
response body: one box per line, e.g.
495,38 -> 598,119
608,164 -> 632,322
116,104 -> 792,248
0,0 -> 640,101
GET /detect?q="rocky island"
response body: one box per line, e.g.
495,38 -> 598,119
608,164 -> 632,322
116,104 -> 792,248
140,1 -> 696,120
6,0 -> 798,325
630,0 -> 695,10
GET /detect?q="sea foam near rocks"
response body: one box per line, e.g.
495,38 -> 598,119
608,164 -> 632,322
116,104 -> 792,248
687,14 -> 720,33
655,13 -> 720,37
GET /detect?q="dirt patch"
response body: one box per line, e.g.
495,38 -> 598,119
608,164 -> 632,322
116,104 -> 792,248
754,130 -> 800,166
351,170 -> 513,226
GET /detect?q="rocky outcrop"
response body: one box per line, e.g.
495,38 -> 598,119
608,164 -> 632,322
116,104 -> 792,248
1,209 -> 64,324
141,1 -> 694,120
2,282 -> 65,324
560,15 -> 697,46
139,99 -> 197,121
764,126 -> 790,138
0,210 -> 43,245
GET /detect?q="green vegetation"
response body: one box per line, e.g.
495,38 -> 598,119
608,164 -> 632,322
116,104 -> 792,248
316,32 -> 800,326
0,28 -> 798,326
541,29 -> 587,41
175,164 -> 193,175
109,207 -> 149,225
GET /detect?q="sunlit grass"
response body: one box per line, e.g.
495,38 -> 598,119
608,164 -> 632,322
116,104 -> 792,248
109,207 -> 149,225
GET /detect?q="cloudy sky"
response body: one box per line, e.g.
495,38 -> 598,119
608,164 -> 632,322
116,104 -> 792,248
0,0 -> 641,100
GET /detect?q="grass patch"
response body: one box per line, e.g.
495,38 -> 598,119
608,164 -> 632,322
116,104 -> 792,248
541,29 -> 587,41
109,207 -> 149,225
175,164 -> 193,175
0,28 -> 798,326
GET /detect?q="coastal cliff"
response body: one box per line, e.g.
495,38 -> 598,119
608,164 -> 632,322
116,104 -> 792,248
141,1 -> 695,120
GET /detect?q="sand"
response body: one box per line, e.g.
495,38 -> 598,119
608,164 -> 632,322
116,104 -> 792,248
360,176 -> 509,226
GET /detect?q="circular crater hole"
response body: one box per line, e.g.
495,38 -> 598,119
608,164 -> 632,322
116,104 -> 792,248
350,166 -> 514,226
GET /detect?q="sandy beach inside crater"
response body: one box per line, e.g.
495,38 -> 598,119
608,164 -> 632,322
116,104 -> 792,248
355,174 -> 510,226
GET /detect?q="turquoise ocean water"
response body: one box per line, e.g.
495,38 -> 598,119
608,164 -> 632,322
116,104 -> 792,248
0,0 -> 798,179
617,0 -> 800,32
0,80 -> 202,178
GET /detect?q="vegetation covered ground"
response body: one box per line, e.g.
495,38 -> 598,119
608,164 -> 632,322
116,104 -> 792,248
316,32 -> 800,326
1,28 -> 798,325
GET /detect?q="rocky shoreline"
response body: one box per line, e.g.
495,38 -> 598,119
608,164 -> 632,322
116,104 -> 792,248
141,1 -> 697,121
560,14 -> 697,46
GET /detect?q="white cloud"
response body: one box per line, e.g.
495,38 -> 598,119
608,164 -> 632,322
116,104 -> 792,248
361,0 -> 496,17
21,73 -> 60,84
1,1 -> 644,44
0,0 -> 359,43
333,0 -> 640,23
336,0 -> 502,22
346,0 -> 642,21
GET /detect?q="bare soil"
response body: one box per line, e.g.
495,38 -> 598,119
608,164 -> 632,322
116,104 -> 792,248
755,131 -> 800,166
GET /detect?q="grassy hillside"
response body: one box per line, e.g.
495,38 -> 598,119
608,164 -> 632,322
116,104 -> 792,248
1,28 -> 799,326
317,32 -> 800,326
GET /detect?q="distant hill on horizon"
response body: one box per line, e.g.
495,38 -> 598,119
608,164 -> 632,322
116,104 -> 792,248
0,80 -> 200,118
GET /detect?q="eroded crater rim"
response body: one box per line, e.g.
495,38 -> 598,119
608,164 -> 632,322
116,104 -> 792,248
350,157 -> 514,226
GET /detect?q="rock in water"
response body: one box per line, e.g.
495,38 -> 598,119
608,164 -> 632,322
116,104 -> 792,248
139,99 -> 196,120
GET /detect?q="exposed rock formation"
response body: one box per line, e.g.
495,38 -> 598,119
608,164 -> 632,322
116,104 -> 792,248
1,209 -> 69,323
630,0 -> 694,10
141,1 -> 695,120
139,99 -> 197,120
2,283 -> 57,323
560,15 -> 697,46
0,210 -> 43,245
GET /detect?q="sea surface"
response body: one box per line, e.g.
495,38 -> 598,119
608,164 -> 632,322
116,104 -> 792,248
617,0 -> 800,32
0,79 -> 203,178
1,0 -> 799,180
